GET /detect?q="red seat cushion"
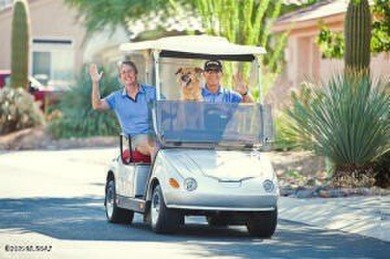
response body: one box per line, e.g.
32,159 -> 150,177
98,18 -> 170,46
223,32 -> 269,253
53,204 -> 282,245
122,149 -> 151,163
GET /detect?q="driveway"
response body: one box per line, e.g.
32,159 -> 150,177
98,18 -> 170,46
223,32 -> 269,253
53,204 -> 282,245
0,148 -> 389,258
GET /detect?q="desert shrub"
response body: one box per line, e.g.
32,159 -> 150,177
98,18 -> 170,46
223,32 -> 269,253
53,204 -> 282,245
274,113 -> 302,151
287,74 -> 390,185
374,150 -> 390,188
48,68 -> 120,138
274,81 -> 318,152
0,87 -> 44,135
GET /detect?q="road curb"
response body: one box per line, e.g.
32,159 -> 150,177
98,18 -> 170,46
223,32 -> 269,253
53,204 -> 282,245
278,196 -> 390,242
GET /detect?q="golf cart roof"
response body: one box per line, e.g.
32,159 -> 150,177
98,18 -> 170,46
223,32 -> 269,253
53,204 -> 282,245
119,35 -> 266,61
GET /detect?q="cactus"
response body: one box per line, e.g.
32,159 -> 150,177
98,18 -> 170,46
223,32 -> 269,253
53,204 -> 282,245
10,0 -> 31,90
344,0 -> 372,72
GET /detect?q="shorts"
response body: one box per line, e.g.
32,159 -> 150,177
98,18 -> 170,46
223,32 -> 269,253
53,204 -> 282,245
131,134 -> 155,150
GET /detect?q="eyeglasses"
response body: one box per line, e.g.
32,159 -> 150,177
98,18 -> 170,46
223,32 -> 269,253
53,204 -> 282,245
120,69 -> 135,75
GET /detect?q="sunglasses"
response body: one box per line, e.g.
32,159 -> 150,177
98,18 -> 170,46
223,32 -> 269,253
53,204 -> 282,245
205,69 -> 222,73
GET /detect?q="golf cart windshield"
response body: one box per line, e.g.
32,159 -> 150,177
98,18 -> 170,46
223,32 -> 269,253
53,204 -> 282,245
153,100 -> 272,148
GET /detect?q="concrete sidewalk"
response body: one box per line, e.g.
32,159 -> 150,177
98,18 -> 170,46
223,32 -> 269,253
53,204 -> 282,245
278,196 -> 390,242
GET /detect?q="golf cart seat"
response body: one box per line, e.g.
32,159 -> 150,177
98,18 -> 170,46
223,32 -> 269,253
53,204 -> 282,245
122,149 -> 151,164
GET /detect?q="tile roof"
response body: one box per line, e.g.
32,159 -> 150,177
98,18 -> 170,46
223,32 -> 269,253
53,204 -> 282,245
275,0 -> 348,25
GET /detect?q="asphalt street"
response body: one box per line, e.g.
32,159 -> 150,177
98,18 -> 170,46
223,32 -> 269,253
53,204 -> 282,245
0,148 -> 389,259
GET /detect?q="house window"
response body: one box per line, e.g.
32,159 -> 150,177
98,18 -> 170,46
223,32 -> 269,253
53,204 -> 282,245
32,38 -> 74,89
0,0 -> 12,10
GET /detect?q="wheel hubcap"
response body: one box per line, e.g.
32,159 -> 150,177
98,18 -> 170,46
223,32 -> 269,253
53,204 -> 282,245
151,189 -> 160,226
106,184 -> 114,217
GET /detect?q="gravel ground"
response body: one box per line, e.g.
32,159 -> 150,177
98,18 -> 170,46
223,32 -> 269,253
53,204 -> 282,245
0,126 -> 116,150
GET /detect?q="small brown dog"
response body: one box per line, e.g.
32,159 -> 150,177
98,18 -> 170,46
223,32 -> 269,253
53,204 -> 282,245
174,67 -> 204,131
175,67 -> 203,101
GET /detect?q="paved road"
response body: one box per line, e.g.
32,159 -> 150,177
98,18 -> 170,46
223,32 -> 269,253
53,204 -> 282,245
0,149 -> 389,259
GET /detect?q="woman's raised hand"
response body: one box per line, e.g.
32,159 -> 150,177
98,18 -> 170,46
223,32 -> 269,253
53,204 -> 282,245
89,64 -> 103,83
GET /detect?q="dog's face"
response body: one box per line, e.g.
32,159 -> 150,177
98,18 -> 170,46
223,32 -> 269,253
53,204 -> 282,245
175,67 -> 203,89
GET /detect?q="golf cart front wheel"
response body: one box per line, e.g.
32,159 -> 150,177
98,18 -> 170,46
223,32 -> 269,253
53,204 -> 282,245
246,208 -> 277,238
150,184 -> 182,234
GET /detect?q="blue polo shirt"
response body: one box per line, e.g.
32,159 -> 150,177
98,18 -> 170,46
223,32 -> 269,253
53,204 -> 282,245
202,86 -> 242,103
104,85 -> 156,136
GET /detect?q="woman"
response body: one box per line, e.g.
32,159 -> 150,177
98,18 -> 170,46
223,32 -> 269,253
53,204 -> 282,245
89,61 -> 156,156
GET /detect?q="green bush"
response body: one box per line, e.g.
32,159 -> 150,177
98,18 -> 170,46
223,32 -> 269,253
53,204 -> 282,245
0,87 -> 44,134
287,74 -> 390,178
48,68 -> 120,138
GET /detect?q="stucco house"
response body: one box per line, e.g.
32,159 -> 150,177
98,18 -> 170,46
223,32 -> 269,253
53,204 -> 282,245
270,0 -> 390,109
0,0 -> 203,88
1,0 -> 83,87
0,0 -> 132,88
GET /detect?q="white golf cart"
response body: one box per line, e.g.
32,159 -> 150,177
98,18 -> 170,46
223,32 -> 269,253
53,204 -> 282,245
104,35 -> 278,237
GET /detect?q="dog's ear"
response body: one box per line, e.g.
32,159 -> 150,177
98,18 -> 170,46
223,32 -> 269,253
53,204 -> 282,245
195,67 -> 203,74
175,67 -> 183,75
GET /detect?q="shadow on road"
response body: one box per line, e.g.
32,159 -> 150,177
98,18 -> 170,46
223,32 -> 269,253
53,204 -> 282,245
0,197 -> 388,258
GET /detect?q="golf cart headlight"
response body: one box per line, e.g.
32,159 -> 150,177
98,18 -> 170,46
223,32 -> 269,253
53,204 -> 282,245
263,180 -> 275,193
184,178 -> 197,192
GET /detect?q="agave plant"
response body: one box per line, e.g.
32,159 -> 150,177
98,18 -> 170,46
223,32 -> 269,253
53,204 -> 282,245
273,112 -> 302,151
287,73 -> 390,181
48,67 -> 120,138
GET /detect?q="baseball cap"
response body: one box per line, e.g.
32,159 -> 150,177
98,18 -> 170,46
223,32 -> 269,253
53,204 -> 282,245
204,60 -> 222,72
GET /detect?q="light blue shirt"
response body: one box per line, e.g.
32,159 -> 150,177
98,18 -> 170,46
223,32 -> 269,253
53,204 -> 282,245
104,84 -> 156,136
201,86 -> 242,103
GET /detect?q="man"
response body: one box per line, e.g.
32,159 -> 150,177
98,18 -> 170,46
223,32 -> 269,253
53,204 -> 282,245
89,61 -> 155,156
202,60 -> 254,103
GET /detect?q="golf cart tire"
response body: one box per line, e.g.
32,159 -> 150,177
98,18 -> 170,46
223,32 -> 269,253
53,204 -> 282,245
105,179 -> 134,224
246,208 -> 277,238
151,184 -> 181,234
